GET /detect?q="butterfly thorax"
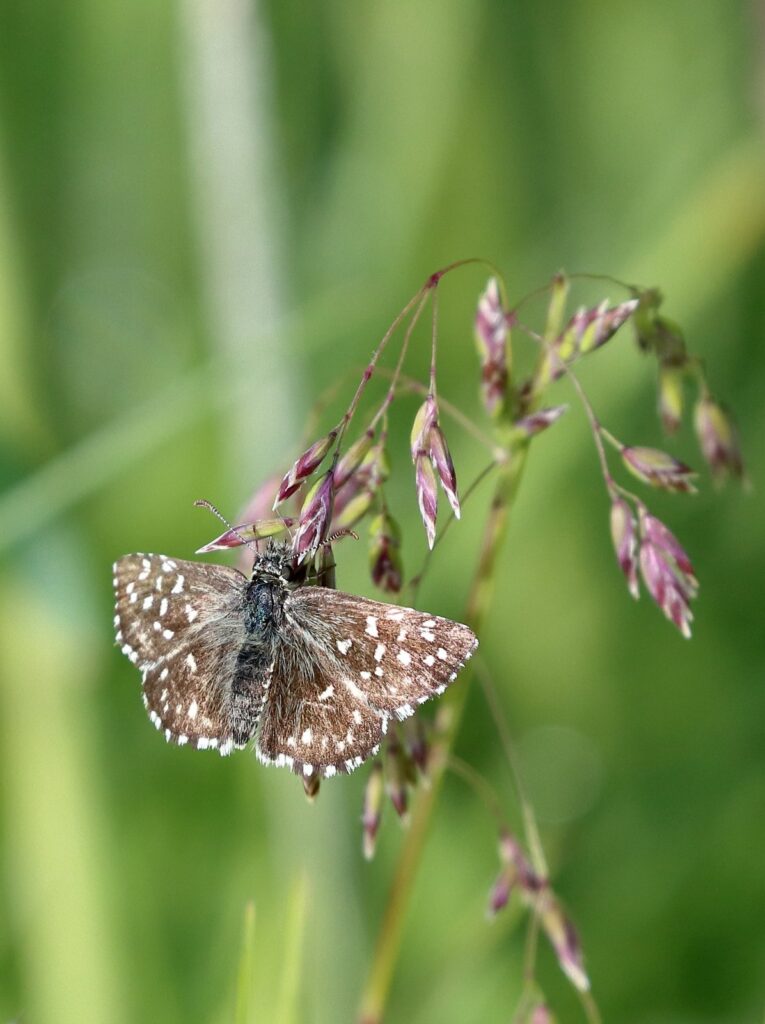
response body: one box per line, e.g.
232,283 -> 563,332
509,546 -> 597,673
242,578 -> 287,639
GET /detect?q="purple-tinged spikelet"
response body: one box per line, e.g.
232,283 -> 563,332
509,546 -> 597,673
565,298 -> 638,357
410,395 -> 461,545
362,762 -> 385,860
414,455 -> 438,550
402,717 -> 429,774
274,427 -> 339,507
693,395 -> 745,484
638,509 -> 698,638
609,497 -> 639,599
657,363 -> 685,434
526,1003 -> 555,1024
368,512 -> 403,593
537,298 -> 638,387
197,516 -> 297,553
335,429 -> 376,490
622,446 -> 698,494
538,891 -> 590,993
513,405 -> 569,440
428,424 -> 461,518
487,867 -> 514,917
385,733 -> 412,821
475,277 -> 510,418
293,470 -> 334,562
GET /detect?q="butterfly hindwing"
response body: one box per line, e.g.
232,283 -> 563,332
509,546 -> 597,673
254,586 -> 477,778
256,652 -> 387,778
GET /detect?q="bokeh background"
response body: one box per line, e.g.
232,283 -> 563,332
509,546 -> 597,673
1,2 -> 763,1022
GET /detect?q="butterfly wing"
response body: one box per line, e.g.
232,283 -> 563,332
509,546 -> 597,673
113,553 -> 258,754
255,586 -> 477,777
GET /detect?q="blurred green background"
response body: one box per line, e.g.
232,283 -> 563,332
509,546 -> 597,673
0,2 -> 763,1022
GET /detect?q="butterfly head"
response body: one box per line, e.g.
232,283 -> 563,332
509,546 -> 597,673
251,540 -> 304,586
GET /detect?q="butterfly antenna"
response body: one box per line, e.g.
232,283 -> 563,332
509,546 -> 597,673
194,499 -> 260,553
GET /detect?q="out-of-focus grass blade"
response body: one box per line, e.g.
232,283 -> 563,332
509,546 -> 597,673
234,900 -> 256,1024
275,872 -> 309,1024
0,548 -> 124,1024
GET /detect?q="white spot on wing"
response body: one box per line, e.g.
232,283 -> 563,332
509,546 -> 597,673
343,677 -> 366,701
336,638 -> 353,655
188,699 -> 198,720
185,653 -> 197,673
365,616 -> 379,638
172,575 -> 184,594
142,595 -> 153,610
397,650 -> 412,666
374,643 -> 386,662
162,628 -> 174,640
185,604 -> 198,623
301,728 -> 313,744
318,685 -> 334,701
437,647 -> 448,660
159,597 -> 168,616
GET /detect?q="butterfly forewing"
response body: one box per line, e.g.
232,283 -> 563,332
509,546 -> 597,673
113,554 -> 257,753
287,588 -> 478,718
254,586 -> 478,778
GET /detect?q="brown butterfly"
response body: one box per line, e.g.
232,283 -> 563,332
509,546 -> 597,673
113,541 -> 477,778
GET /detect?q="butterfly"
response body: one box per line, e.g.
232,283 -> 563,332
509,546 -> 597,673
113,541 -> 478,778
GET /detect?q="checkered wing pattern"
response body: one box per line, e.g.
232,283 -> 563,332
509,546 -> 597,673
256,587 -> 478,778
113,554 -> 256,754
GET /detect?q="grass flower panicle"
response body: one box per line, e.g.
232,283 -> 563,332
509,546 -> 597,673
189,261 -> 742,1023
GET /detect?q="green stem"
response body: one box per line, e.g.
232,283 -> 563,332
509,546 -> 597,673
356,445 -> 528,1024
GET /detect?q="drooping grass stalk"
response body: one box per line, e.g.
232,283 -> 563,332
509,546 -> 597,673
475,664 -> 548,881
357,445 -> 528,1023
